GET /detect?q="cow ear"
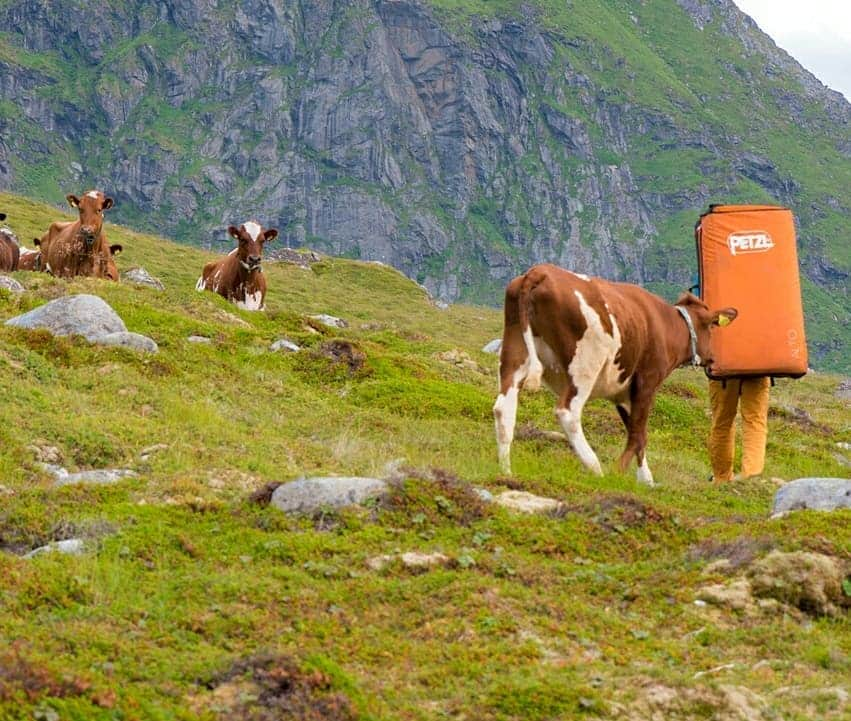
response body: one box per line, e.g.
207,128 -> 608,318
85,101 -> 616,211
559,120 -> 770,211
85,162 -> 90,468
102,197 -> 114,211
712,308 -> 738,327
263,228 -> 278,242
67,194 -> 80,208
228,225 -> 241,240
109,244 -> 123,256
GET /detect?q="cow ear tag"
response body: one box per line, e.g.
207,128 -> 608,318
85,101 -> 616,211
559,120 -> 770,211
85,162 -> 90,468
718,314 -> 731,327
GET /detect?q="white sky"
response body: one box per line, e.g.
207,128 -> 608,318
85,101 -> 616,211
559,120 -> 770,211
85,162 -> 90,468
734,1 -> 851,101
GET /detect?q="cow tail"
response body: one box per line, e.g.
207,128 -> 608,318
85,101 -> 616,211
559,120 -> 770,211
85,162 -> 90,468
519,272 -> 544,392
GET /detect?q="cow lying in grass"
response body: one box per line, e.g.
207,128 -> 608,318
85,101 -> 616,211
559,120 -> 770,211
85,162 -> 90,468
493,264 -> 737,484
40,191 -> 122,281
196,221 -> 278,310
0,212 -> 20,271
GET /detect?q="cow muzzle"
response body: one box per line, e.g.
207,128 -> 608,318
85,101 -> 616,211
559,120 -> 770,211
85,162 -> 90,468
241,256 -> 262,272
80,227 -> 96,247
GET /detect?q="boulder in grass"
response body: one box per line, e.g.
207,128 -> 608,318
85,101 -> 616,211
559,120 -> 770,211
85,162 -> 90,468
4,294 -> 157,351
771,477 -> 851,516
5,294 -> 125,340
124,267 -> 164,290
24,539 -> 85,558
54,469 -> 138,487
270,476 -> 388,514
309,314 -> 348,329
0,274 -> 25,294
96,332 -> 158,353
495,490 -> 563,514
270,339 -> 300,352
482,339 -> 502,354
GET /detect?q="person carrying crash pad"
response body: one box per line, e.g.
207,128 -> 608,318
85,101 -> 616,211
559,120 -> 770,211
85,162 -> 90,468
693,204 -> 808,482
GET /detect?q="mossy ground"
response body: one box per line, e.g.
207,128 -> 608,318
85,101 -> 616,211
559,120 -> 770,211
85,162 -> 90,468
0,192 -> 849,720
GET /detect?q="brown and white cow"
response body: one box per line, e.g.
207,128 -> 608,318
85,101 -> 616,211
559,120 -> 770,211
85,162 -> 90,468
0,214 -> 20,271
41,191 -> 120,280
195,221 -> 278,310
493,264 -> 737,484
17,245 -> 42,271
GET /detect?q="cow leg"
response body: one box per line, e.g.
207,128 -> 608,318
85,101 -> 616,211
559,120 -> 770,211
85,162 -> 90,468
618,383 -> 656,486
556,383 -> 603,476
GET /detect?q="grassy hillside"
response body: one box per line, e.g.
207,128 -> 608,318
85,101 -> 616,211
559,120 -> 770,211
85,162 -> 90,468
0,192 -> 849,720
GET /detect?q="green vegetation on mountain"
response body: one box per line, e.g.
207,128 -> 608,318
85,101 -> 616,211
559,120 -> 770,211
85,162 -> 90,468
0,192 -> 849,719
0,0 -> 848,371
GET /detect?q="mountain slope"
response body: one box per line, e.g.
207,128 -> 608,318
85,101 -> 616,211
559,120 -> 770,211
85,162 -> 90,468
0,0 -> 848,370
0,191 -> 850,719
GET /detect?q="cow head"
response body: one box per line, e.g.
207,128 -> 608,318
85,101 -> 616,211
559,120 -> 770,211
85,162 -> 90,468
228,221 -> 278,272
675,292 -> 738,367
67,190 -> 114,249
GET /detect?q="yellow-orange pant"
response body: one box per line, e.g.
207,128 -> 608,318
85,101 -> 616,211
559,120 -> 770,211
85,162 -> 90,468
708,377 -> 770,482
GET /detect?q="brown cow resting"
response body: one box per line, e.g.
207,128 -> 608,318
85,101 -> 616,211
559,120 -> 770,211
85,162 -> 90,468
195,221 -> 278,310
494,264 -> 737,485
0,214 -> 20,271
41,191 -> 121,281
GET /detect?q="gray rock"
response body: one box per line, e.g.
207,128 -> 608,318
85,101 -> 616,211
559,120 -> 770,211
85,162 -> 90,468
473,487 -> 494,503
24,538 -> 85,558
187,335 -> 212,343
270,476 -> 388,514
270,338 -> 300,352
772,477 -> 851,516
96,331 -> 158,353
482,338 -> 502,354
837,380 -> 851,401
0,275 -> 25,294
495,490 -> 563,514
309,314 -> 348,329
124,266 -> 165,290
55,469 -> 138,487
434,301 -> 450,311
39,463 -> 69,479
5,294 -> 126,340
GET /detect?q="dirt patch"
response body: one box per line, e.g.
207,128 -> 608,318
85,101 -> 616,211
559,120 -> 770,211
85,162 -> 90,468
0,642 -> 90,703
515,422 -> 567,442
248,482 -> 284,506
768,405 -> 832,435
194,653 -> 358,721
558,494 -> 667,531
316,340 -> 367,374
687,536 -> 776,571
664,382 -> 699,399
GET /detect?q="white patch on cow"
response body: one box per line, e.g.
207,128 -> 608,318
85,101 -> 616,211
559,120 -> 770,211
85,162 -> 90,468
493,367 -> 526,474
522,326 -> 544,391
236,290 -> 264,311
554,290 -> 629,476
195,276 -> 206,291
636,457 -> 654,486
228,248 -> 237,256
570,271 -> 590,281
86,190 -> 99,199
571,291 -> 629,402
243,221 -> 262,241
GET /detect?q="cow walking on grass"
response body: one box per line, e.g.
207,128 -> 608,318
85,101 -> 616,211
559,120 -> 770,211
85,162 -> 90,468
0,213 -> 20,271
493,264 -> 738,484
196,221 -> 278,310
40,191 -> 122,281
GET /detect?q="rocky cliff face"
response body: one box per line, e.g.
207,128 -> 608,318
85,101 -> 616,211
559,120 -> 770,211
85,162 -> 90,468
0,0 -> 848,369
